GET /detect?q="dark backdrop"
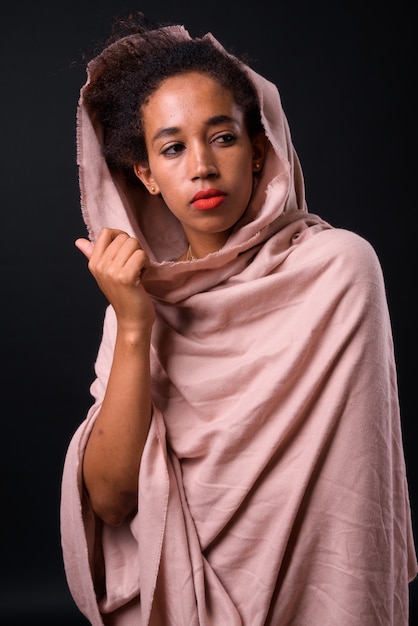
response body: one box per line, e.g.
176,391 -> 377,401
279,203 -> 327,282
1,1 -> 416,624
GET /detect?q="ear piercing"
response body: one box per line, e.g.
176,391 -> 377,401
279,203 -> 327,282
135,167 -> 157,193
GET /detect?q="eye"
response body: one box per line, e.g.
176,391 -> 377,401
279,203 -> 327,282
212,132 -> 237,146
161,142 -> 185,157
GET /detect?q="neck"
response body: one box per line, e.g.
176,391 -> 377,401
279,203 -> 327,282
183,230 -> 231,260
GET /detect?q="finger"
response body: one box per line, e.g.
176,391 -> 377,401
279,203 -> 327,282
123,248 -> 150,285
112,236 -> 145,268
75,238 -> 94,260
93,228 -> 132,261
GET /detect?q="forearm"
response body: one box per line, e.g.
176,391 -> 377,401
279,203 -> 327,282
83,327 -> 153,526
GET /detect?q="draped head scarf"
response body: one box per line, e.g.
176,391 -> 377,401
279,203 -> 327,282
61,23 -> 417,626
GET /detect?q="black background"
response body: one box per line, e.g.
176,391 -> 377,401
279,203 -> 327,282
1,1 -> 416,624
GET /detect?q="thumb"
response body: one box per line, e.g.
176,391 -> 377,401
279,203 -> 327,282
75,237 -> 94,260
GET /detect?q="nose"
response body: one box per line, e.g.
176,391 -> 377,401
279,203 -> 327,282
190,144 -> 218,179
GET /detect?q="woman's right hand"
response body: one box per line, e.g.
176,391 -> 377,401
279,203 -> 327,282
75,228 -> 156,332
78,228 -> 156,525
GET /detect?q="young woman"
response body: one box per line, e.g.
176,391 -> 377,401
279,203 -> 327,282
60,12 -> 417,625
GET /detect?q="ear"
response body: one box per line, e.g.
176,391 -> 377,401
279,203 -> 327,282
133,164 -> 160,195
251,133 -> 268,173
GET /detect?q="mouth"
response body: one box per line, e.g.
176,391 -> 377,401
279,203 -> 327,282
191,188 -> 226,210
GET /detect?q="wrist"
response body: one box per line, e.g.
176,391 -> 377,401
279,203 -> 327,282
116,323 -> 153,348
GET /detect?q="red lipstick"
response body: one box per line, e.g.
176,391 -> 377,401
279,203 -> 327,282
191,188 -> 226,210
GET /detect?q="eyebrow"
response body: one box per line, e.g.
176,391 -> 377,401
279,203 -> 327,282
151,115 -> 238,144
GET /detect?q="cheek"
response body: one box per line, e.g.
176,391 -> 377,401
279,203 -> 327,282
156,184 -> 183,216
149,167 -> 175,199
238,160 -> 256,200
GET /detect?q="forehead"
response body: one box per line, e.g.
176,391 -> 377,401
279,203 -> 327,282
142,71 -> 242,126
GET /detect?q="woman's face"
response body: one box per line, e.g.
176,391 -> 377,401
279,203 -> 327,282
135,71 -> 265,255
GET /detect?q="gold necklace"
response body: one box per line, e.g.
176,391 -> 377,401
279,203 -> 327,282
186,244 -> 196,261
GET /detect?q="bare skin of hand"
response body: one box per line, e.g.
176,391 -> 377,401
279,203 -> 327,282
75,228 -> 156,331
76,228 -> 155,526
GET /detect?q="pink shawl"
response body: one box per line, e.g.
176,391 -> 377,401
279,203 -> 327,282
60,26 -> 417,625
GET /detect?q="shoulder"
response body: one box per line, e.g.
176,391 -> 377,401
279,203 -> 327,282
286,225 -> 388,315
290,226 -> 391,331
302,226 -> 384,284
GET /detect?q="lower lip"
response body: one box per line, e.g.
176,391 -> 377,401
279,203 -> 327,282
192,196 -> 225,210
